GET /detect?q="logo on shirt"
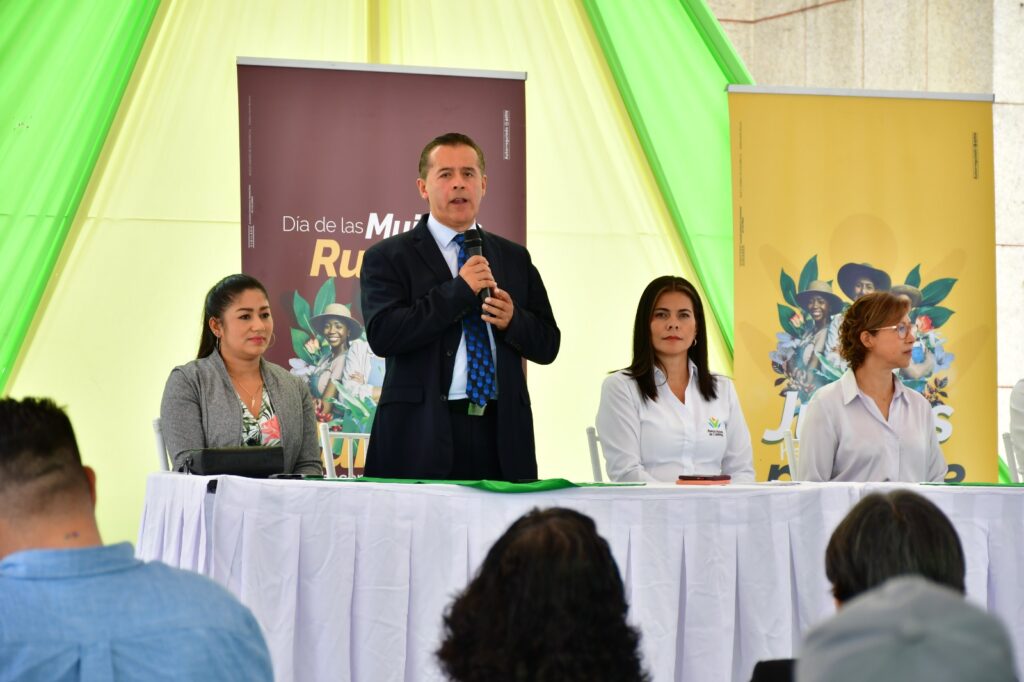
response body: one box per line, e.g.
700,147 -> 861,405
706,417 -> 725,437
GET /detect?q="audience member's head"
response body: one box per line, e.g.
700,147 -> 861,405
798,576 -> 1017,682
825,490 -> 964,604
0,397 -> 274,680
437,507 -> 649,682
0,397 -> 99,558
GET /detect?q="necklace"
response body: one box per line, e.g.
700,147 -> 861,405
231,375 -> 263,413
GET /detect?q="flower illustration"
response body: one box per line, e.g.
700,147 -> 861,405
313,397 -> 335,423
288,357 -> 316,378
916,315 -> 934,333
260,415 -> 282,441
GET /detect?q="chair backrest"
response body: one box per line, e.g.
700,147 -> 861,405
783,429 -> 799,476
318,422 -> 369,479
585,426 -> 604,482
152,418 -> 170,472
1003,432 -> 1020,483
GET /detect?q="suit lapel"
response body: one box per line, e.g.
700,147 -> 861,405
479,226 -> 505,290
411,217 -> 455,284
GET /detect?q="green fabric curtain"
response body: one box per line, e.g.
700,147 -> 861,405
582,0 -> 753,353
0,0 -> 159,392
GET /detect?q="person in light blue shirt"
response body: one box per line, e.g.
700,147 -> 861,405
0,397 -> 272,682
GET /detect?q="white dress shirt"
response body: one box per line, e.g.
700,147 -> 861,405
796,368 -> 947,482
425,214 -> 498,400
595,363 -> 755,483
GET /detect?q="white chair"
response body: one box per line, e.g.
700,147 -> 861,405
1003,432 -> 1021,483
782,429 -> 799,476
585,426 -> 604,482
152,418 -> 170,472
318,422 -> 369,479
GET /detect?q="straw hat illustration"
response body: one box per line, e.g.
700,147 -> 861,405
890,284 -> 923,308
310,303 -> 364,338
795,280 -> 843,314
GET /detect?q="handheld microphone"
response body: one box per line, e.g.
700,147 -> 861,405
463,228 -> 491,300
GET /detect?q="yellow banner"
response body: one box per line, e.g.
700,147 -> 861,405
729,89 -> 996,482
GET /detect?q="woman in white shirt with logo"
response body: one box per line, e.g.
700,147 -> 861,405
596,276 -> 755,482
796,291 -> 947,482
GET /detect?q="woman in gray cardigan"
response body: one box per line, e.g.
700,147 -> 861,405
160,274 -> 322,475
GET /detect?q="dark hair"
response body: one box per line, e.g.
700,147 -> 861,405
197,274 -> 269,359
825,491 -> 965,603
624,275 -> 716,402
437,508 -> 649,682
838,292 -> 910,371
418,132 -> 486,180
0,397 -> 88,516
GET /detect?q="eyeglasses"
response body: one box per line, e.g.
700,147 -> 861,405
870,322 -> 911,338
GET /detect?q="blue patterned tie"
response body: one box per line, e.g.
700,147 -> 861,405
453,233 -> 496,407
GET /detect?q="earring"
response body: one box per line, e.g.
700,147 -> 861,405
691,338 -> 697,347
215,335 -> 221,349
268,332 -> 276,349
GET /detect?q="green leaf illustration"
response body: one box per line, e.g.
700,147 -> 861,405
778,304 -> 801,338
920,278 -> 957,306
780,269 -> 798,307
903,378 -> 926,393
291,328 -> 315,365
293,292 -> 313,337
905,264 -> 921,287
798,255 -> 818,293
913,305 -> 954,328
313,278 -> 336,317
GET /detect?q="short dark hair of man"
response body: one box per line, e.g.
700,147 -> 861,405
825,491 -> 965,603
0,396 -> 89,518
418,132 -> 486,179
436,507 -> 649,682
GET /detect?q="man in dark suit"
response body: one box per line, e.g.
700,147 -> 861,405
359,132 -> 559,480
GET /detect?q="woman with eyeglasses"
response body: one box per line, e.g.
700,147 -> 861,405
160,274 -> 322,474
796,292 -> 947,482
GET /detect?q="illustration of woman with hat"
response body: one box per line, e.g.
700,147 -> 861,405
793,280 -> 843,381
306,303 -> 380,418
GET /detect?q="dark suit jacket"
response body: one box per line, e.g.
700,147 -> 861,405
749,658 -> 794,682
359,214 -> 560,479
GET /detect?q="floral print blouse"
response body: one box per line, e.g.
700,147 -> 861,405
239,386 -> 282,447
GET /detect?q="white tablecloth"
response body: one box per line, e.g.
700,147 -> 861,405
136,475 -> 1024,682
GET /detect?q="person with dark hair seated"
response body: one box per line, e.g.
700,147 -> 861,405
596,275 -> 754,482
436,507 -> 649,682
0,397 -> 272,680
824,489 -> 964,600
798,576 -> 1016,682
750,490 -> 966,682
160,274 -> 321,474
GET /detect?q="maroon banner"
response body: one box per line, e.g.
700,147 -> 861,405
238,59 -> 526,472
